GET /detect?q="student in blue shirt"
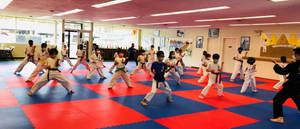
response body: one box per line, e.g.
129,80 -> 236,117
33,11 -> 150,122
128,43 -> 138,66
141,51 -> 173,106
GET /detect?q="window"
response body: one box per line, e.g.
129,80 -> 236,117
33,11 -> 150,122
93,25 -> 137,49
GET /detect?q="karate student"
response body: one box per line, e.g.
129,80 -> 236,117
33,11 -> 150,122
147,45 -> 156,68
109,48 -> 120,73
108,51 -> 132,89
14,40 -> 37,74
130,50 -> 152,76
141,51 -> 173,106
230,47 -> 244,82
86,48 -> 106,80
26,43 -> 49,82
271,48 -> 300,124
28,48 -> 74,96
164,51 -> 181,85
198,53 -> 211,83
240,57 -> 258,93
61,44 -> 73,67
273,56 -> 288,90
70,44 -> 90,73
198,54 -> 224,99
197,51 -> 208,75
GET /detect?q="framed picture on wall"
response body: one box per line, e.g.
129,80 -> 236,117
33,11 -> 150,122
208,28 -> 219,38
196,36 -> 203,48
240,36 -> 250,51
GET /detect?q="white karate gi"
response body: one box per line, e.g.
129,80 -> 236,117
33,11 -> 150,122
108,57 -> 132,88
198,59 -> 211,83
109,52 -> 119,72
29,57 -> 72,94
61,48 -> 73,67
131,55 -> 151,75
241,64 -> 257,93
197,55 -> 206,74
71,49 -> 90,71
230,52 -> 244,80
27,50 -> 49,81
273,63 -> 288,89
147,49 -> 156,67
200,62 -> 224,96
86,53 -> 105,79
164,58 -> 180,83
14,46 -> 37,73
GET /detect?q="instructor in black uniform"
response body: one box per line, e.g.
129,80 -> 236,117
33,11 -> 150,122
271,48 -> 300,124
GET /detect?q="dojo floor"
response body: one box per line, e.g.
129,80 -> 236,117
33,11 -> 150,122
0,60 -> 299,129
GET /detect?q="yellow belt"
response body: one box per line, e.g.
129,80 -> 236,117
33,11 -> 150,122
40,59 -> 47,65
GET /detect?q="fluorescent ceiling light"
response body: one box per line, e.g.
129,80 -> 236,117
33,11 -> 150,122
270,0 -> 288,2
168,25 -> 211,28
0,0 -> 13,9
36,16 -> 52,19
278,22 -> 300,24
252,23 -> 277,25
54,9 -> 84,16
229,21 -> 300,26
195,15 -> 276,22
151,6 -> 230,17
138,22 -> 178,25
229,24 -> 251,26
92,0 -> 132,8
101,16 -> 136,21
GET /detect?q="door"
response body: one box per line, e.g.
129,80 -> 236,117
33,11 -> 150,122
65,31 -> 79,59
222,38 -> 238,73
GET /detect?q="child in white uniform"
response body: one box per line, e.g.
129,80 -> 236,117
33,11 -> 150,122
131,50 -> 152,76
26,43 -> 49,82
198,54 -> 211,83
230,47 -> 244,82
240,57 -> 258,93
199,54 -> 224,99
197,51 -> 208,75
147,45 -> 156,68
164,51 -> 181,85
273,56 -> 288,90
86,48 -> 106,80
61,44 -> 73,67
108,52 -> 132,89
141,51 -> 173,106
109,49 -> 120,73
71,44 -> 90,73
14,40 -> 37,74
28,48 -> 74,96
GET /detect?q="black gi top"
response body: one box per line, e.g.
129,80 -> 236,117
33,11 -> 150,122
273,60 -> 300,81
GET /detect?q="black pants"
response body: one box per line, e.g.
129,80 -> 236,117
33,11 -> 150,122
273,81 -> 300,118
128,56 -> 138,66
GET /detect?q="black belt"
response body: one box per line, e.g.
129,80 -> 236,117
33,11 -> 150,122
47,68 -> 61,81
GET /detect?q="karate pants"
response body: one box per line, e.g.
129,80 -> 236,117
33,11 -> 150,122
201,77 -> 223,96
241,75 -> 256,93
87,63 -> 105,79
198,68 -> 208,83
27,62 -> 47,81
109,71 -> 131,88
30,71 -> 72,94
147,58 -> 155,68
61,56 -> 73,67
14,56 -> 37,73
144,79 -> 172,102
164,68 -> 180,83
230,62 -> 244,80
72,58 -> 90,71
197,65 -> 203,74
273,75 -> 285,89
131,63 -> 151,75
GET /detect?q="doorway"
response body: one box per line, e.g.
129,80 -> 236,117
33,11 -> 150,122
65,30 -> 79,59
222,38 -> 238,73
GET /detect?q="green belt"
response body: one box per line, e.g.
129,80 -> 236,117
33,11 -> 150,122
115,67 -> 127,73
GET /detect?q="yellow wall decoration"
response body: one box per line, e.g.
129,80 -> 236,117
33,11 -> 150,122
277,34 -> 289,45
288,34 -> 297,46
297,38 -> 300,48
267,34 -> 277,46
